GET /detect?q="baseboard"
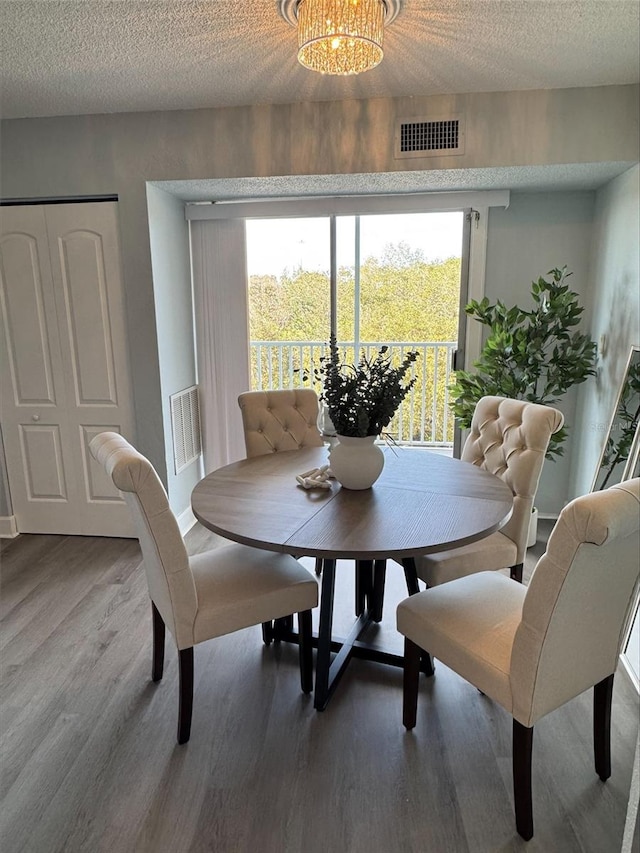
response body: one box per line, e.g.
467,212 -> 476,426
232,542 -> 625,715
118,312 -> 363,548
537,512 -> 559,520
0,515 -> 19,538
177,506 -> 198,537
0,510 -> 197,539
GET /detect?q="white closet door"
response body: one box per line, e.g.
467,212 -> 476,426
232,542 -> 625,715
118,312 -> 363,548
0,202 -> 135,536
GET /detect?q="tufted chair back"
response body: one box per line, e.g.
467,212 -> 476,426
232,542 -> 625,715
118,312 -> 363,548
461,396 -> 564,563
89,431 -> 198,649
511,478 -> 640,727
396,478 -> 639,840
90,431 -> 319,745
238,389 -> 324,457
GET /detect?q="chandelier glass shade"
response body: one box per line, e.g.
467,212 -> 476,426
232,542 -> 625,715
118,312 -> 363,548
297,0 -> 385,75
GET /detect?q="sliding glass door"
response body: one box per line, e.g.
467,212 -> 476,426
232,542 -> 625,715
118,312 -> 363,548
246,210 -> 468,450
247,217 -> 331,389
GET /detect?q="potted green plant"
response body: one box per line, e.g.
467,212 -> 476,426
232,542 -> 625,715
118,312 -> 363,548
449,265 -> 597,540
451,266 -> 596,458
316,335 -> 419,489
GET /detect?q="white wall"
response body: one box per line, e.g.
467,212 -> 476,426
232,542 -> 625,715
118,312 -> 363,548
485,191 -> 596,514
570,165 -> 640,500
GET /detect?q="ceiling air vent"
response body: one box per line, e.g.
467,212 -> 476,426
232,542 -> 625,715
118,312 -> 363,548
395,116 -> 465,159
170,385 -> 202,474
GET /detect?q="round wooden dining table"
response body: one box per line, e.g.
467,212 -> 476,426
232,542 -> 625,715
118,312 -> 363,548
192,445 -> 513,710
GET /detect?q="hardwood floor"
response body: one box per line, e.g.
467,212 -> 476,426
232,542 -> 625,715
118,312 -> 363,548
1,522 -> 638,853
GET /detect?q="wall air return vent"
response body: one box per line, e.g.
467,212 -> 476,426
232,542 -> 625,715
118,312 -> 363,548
395,116 -> 465,159
170,385 -> 202,474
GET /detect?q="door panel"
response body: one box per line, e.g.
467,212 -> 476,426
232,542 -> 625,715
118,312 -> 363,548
55,228 -> 118,404
81,423 -> 127,503
1,213 -> 61,405
21,424 -> 67,499
0,203 -> 135,536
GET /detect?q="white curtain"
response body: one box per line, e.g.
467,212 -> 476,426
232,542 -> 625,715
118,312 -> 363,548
190,219 -> 250,474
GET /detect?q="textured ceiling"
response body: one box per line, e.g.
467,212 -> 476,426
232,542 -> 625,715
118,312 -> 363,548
156,162 -> 638,201
1,0 -> 639,120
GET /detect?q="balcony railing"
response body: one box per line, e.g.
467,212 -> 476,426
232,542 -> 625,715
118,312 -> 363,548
250,340 -> 457,448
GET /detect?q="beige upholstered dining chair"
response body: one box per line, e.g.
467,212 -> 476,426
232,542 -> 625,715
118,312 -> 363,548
89,432 -> 318,744
238,388 -> 325,579
237,388 -> 324,457
397,478 -> 640,840
413,396 -> 564,587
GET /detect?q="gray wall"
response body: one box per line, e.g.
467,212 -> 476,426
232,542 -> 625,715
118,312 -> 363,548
0,84 -> 638,519
146,184 -> 201,516
485,191 -> 596,514
571,164 -> 640,498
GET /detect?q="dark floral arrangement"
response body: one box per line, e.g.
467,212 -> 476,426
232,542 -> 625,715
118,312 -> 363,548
317,335 -> 419,438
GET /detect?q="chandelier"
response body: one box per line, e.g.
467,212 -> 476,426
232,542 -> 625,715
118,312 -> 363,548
280,0 -> 402,76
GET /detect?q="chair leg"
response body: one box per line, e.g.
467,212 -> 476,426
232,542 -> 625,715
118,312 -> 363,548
262,621 -> 274,645
273,614 -> 294,640
510,563 -> 523,583
371,559 -> 387,622
402,637 -> 421,730
513,720 -> 534,840
177,647 -> 194,745
420,651 -> 435,677
402,558 -> 435,676
594,673 -> 614,781
315,558 -> 322,577
151,602 -> 165,682
298,609 -> 313,694
401,556 -> 420,596
355,560 -> 373,616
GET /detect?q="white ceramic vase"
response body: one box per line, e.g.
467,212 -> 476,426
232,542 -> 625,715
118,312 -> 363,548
329,435 -> 384,490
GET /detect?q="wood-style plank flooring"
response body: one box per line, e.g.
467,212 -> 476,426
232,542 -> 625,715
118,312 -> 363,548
1,522 -> 638,853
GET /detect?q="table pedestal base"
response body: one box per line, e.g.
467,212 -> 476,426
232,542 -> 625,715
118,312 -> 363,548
274,557 -> 434,710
